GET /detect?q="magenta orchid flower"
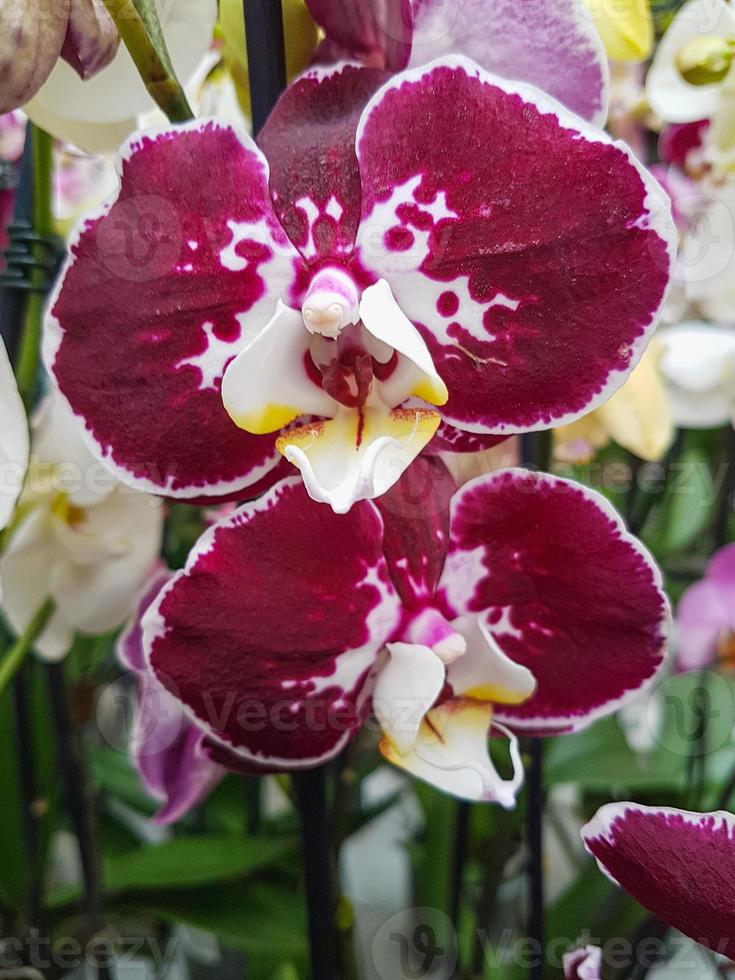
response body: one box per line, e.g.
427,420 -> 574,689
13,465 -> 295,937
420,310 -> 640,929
582,803 -> 735,959
305,0 -> 610,124
675,543 -> 735,672
138,459 -> 668,804
45,57 -> 675,513
117,569 -> 225,824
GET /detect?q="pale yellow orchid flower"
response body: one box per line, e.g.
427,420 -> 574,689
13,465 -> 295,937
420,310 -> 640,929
554,340 -> 674,463
584,0 -> 654,61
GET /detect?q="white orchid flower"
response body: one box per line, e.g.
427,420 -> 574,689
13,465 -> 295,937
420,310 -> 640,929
647,0 -> 735,173
0,391 -> 164,660
0,336 -> 28,531
658,321 -> 735,427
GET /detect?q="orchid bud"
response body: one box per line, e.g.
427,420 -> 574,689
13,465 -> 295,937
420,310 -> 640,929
0,0 -> 69,112
61,0 -> 121,80
676,34 -> 735,86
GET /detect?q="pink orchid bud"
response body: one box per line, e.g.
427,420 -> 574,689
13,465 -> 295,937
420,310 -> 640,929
0,0 -> 70,112
61,0 -> 120,80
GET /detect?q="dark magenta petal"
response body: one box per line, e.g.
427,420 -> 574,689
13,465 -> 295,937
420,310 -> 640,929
260,62 -> 389,263
439,470 -> 668,732
374,455 -> 455,608
45,120 -> 305,500
355,58 -> 675,435
583,803 -> 735,959
304,0 -> 412,70
407,0 -> 608,123
144,479 -> 402,768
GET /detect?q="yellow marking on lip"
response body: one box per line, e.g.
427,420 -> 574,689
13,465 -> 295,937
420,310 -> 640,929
465,683 -> 532,706
412,376 -> 449,407
234,403 -> 301,435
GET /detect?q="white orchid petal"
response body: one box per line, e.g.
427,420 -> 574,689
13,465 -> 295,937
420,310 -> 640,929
646,0 -> 735,123
659,323 -> 735,427
381,700 -> 524,807
359,279 -> 448,408
222,301 -> 336,435
0,337 -> 28,531
448,615 -> 536,705
372,642 -> 447,756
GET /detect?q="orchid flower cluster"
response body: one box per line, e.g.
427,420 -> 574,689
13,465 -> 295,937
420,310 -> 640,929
4,0 -> 735,975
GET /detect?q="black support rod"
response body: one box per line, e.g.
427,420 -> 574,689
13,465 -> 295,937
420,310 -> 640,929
242,0 -> 287,136
293,768 -> 337,980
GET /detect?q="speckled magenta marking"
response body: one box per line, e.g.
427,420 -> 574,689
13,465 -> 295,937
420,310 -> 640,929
437,291 -> 459,317
385,226 -> 415,251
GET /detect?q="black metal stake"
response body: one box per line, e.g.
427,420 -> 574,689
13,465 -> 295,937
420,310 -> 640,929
242,0 -> 287,136
520,430 -> 551,980
526,739 -> 544,980
46,662 -> 113,979
12,664 -> 44,935
293,768 -> 337,980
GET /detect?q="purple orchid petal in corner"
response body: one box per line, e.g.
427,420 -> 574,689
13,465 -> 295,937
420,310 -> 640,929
118,569 -> 224,824
676,543 -> 735,672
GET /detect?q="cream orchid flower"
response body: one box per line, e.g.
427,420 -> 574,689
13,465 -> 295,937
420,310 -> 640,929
23,0 -> 218,154
0,391 -> 163,660
554,341 -> 674,463
583,0 -> 654,61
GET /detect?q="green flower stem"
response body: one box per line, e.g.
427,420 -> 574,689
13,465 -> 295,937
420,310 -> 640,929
15,125 -> 53,412
0,598 -> 55,695
102,0 -> 193,123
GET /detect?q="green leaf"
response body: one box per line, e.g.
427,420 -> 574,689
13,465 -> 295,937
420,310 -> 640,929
644,447 -> 717,556
103,834 -> 298,893
122,880 -> 308,966
90,744 -> 158,815
544,717 -> 681,791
